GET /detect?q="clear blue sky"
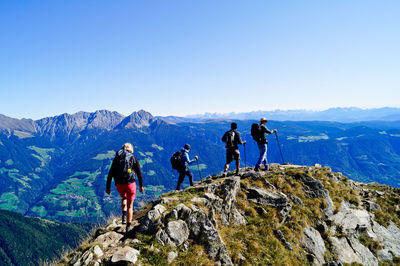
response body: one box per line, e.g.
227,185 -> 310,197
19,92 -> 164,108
1,0 -> 399,119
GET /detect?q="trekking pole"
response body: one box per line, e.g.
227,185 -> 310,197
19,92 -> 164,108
196,159 -> 202,180
274,131 -> 285,164
243,142 -> 247,168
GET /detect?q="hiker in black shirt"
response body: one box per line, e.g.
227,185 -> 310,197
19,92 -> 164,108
106,143 -> 143,232
222,122 -> 246,175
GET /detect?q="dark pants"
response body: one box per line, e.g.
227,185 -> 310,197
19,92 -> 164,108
176,168 -> 194,190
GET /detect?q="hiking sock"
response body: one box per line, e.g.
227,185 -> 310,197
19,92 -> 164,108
122,211 -> 127,224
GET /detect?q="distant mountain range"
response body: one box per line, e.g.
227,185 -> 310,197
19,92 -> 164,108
1,109 -> 400,225
169,107 -> 400,122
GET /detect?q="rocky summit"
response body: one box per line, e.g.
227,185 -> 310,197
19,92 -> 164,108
60,164 -> 400,265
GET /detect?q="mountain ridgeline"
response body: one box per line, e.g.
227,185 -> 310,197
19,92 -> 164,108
61,165 -> 400,265
1,110 -> 400,224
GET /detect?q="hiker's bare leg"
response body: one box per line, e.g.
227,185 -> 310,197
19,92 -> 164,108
224,163 -> 229,172
236,160 -> 240,173
127,199 -> 134,223
121,198 -> 127,211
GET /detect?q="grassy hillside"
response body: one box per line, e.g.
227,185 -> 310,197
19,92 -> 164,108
0,209 -> 92,265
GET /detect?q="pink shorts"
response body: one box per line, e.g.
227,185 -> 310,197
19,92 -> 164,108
115,183 -> 136,201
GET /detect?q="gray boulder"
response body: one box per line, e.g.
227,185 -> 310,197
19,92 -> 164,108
184,208 -> 233,265
155,229 -> 175,247
94,231 -> 123,249
301,226 -> 326,265
362,200 -> 381,211
299,175 -> 334,217
328,201 -> 400,265
173,203 -> 192,221
167,251 -> 178,264
166,220 -> 190,246
138,204 -> 167,233
110,246 -> 140,264
247,187 -> 288,208
203,176 -> 247,226
329,236 -> 362,264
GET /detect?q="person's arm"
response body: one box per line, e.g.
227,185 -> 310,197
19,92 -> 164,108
263,125 -> 274,135
236,131 -> 245,145
184,152 -> 196,165
222,131 -> 227,142
106,157 -> 116,194
133,156 -> 144,192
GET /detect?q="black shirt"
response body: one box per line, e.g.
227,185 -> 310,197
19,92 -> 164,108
222,129 -> 244,149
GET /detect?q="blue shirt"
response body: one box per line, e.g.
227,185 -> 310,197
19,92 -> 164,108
181,148 -> 196,166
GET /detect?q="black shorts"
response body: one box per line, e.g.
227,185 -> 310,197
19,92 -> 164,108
226,148 -> 240,164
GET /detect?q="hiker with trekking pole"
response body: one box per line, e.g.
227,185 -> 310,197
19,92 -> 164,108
170,144 -> 198,191
222,122 -> 246,176
251,118 -> 278,171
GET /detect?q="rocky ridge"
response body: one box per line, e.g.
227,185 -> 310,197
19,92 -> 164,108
0,110 -> 164,139
60,164 -> 400,265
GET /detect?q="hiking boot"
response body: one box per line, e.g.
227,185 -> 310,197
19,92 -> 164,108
122,214 -> 127,224
223,171 -> 228,177
263,165 -> 270,171
126,223 -> 132,233
254,167 -> 259,172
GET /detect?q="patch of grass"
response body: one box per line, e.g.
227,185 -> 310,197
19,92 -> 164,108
139,158 -> 153,166
188,163 -> 207,171
174,242 -> 215,265
147,170 -> 156,176
373,210 -> 392,227
28,146 -> 54,163
151,144 -> 164,151
358,235 -> 382,256
92,150 -> 115,160
31,206 -> 48,217
311,167 -> 361,209
0,192 -> 19,211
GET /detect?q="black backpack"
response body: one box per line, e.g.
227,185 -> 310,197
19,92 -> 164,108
170,151 -> 184,170
222,130 -> 235,148
115,149 -> 136,182
251,123 -> 262,142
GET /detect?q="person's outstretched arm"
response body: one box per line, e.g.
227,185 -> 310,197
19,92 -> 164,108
183,152 -> 196,165
236,131 -> 246,145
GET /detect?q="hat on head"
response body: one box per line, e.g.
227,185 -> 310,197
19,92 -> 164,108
260,117 -> 268,123
184,144 -> 191,150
